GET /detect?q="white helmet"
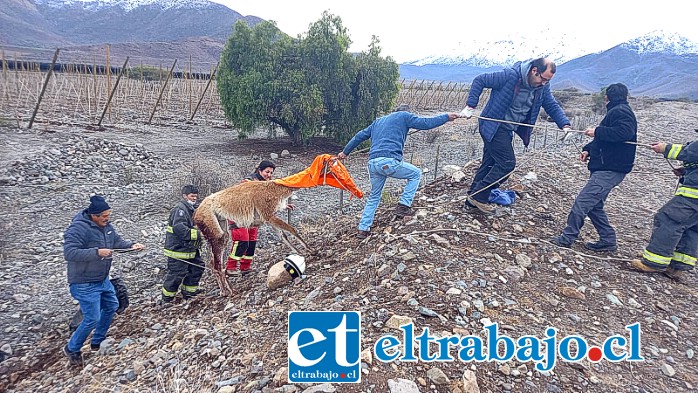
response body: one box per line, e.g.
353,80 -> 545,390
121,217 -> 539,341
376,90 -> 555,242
284,254 -> 306,278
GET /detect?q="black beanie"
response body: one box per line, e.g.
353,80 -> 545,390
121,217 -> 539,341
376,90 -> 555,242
181,184 -> 199,195
606,83 -> 629,103
258,160 -> 276,171
87,195 -> 110,215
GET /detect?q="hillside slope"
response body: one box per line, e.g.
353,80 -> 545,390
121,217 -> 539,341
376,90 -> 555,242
0,99 -> 697,392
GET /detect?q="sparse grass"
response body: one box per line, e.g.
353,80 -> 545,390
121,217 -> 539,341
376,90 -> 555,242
380,189 -> 398,205
173,159 -> 235,203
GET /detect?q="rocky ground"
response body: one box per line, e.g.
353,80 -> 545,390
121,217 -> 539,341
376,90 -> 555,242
0,97 -> 697,393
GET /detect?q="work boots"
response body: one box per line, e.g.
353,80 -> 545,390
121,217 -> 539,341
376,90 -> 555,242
465,197 -> 495,214
394,203 -> 414,218
630,259 -> 665,273
181,288 -> 204,299
584,241 -> 618,252
63,345 -> 83,367
663,266 -> 685,280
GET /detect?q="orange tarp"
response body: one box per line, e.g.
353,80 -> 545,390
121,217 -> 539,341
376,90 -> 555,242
273,154 -> 364,198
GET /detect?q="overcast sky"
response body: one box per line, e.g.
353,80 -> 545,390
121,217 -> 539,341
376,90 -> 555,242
212,0 -> 697,63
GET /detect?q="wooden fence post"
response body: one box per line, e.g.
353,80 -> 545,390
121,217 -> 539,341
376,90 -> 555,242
98,57 -> 130,126
190,62 -> 218,122
147,59 -> 177,125
27,48 -> 60,129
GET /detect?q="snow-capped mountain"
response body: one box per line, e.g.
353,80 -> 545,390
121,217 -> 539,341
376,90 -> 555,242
400,30 -> 698,99
621,30 -> 698,55
34,0 -> 211,11
2,1 -> 697,99
1,0 -> 262,48
407,29 -> 595,68
407,30 -> 698,68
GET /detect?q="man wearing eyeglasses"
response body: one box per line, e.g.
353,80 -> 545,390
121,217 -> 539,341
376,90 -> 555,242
460,57 -> 571,213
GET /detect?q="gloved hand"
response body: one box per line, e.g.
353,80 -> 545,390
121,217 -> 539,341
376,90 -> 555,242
561,126 -> 575,143
673,167 -> 686,177
459,106 -> 475,119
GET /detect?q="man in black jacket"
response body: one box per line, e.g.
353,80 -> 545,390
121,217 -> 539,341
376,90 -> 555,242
161,185 -> 204,302
550,83 -> 637,251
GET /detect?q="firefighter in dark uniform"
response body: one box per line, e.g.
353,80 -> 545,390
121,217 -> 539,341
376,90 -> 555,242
632,141 -> 698,279
161,185 -> 204,302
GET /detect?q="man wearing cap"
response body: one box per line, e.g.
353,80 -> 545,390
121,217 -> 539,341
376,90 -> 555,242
63,195 -> 145,366
161,185 -> 205,302
338,105 -> 460,239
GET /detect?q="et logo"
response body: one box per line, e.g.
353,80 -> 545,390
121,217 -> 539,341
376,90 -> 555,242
287,311 -> 361,383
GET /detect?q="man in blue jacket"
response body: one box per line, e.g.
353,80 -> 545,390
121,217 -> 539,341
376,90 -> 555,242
63,195 -> 144,366
632,140 -> 698,279
550,83 -> 637,250
338,105 -> 459,239
461,58 -> 571,213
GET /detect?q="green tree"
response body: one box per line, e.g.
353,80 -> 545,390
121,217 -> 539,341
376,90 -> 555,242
217,12 -> 399,145
591,87 -> 608,115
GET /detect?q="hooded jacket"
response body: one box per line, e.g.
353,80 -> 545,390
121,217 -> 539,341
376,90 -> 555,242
64,210 -> 134,284
582,99 -> 638,174
163,200 -> 201,259
466,60 -> 570,146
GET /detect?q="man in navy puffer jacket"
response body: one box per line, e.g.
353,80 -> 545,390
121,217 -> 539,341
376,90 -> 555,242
62,195 -> 144,366
461,57 -> 571,213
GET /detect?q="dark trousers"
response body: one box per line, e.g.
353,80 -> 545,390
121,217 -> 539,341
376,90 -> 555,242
643,196 -> 698,270
162,252 -> 205,295
561,171 -> 626,244
469,128 -> 516,203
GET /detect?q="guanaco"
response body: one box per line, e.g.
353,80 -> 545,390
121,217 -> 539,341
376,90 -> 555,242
193,154 -> 363,296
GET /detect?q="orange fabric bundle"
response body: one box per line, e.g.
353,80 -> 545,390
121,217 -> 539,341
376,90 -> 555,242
273,154 -> 364,198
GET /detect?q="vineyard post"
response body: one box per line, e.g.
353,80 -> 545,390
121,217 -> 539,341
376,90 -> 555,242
190,62 -> 218,122
106,44 -> 111,120
98,57 -> 130,126
147,59 -> 177,125
27,48 -> 60,129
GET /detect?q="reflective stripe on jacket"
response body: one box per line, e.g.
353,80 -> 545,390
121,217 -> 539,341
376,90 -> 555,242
163,200 -> 200,259
665,142 -> 698,197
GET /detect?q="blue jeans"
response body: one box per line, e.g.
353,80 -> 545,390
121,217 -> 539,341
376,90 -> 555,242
358,157 -> 421,231
67,278 -> 119,352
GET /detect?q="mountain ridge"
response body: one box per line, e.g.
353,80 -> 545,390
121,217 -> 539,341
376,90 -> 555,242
401,30 -> 698,100
1,1 -> 697,99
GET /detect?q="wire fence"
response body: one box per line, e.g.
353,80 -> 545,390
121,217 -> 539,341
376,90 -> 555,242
0,47 -> 606,181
